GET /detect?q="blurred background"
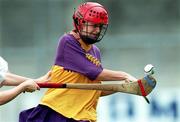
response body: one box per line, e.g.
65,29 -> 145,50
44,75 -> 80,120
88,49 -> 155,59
0,0 -> 180,122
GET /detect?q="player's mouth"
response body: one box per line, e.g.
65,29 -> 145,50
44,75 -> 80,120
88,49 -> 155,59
89,33 -> 100,38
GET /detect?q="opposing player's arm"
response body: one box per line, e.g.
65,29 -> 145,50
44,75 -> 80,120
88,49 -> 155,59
0,79 -> 39,105
1,73 -> 30,86
2,71 -> 51,86
0,83 -> 26,105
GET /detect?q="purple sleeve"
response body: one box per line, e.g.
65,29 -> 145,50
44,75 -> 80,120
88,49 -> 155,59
54,35 -> 103,80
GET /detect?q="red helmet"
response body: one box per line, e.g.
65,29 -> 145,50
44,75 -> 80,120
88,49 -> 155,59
73,2 -> 108,25
73,2 -> 108,44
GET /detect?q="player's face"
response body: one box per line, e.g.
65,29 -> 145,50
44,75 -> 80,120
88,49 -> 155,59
81,22 -> 101,39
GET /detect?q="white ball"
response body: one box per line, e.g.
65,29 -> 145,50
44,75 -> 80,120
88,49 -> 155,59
144,64 -> 154,75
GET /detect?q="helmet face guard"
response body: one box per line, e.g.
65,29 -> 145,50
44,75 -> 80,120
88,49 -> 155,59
78,22 -> 108,44
73,2 -> 108,44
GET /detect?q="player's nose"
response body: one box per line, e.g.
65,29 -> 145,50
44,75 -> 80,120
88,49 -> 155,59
94,26 -> 100,33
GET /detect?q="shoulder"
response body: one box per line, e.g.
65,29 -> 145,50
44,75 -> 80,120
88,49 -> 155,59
58,34 -> 80,47
0,56 -> 8,73
92,45 -> 100,52
55,34 -> 82,57
0,56 -> 8,85
0,56 -> 8,71
59,34 -> 77,44
0,56 -> 5,62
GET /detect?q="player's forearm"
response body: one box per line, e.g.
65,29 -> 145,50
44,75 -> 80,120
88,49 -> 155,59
2,73 -> 30,86
96,69 -> 129,81
0,84 -> 25,105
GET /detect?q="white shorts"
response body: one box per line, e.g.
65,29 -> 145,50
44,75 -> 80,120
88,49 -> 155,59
0,56 -> 8,85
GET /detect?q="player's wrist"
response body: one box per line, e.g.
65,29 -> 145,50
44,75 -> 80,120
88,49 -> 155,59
17,83 -> 27,93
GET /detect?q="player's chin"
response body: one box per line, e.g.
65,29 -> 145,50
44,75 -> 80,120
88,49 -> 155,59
89,34 -> 99,40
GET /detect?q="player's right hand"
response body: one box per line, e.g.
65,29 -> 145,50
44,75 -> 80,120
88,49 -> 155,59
125,74 -> 137,83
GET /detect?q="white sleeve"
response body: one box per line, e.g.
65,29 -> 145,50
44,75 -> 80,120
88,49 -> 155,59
0,56 -> 8,85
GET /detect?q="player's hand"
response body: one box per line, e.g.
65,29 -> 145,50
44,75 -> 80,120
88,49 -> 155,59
125,74 -> 137,83
22,79 -> 40,93
35,71 -> 52,83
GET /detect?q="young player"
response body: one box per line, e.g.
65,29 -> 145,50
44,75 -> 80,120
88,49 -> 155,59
19,2 -> 137,122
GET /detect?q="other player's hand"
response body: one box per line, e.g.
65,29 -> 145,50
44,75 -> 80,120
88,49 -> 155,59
22,79 -> 40,93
